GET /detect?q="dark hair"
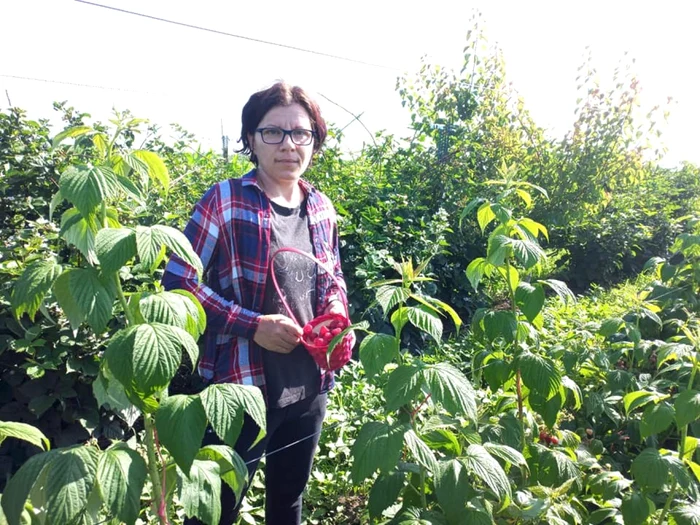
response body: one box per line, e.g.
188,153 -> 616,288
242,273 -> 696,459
238,82 -> 327,165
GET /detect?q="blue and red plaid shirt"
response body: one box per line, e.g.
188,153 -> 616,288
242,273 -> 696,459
162,169 -> 346,393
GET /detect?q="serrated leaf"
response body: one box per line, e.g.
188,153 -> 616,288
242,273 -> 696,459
623,390 -> 658,415
95,228 -> 137,272
391,307 -> 409,337
483,442 -> 529,474
45,446 -> 100,525
538,279 -> 576,304
515,189 -> 532,208
466,257 -> 490,291
664,454 -> 691,491
434,459 -> 469,522
621,491 -> 653,525
630,448 -> 668,491
200,384 -> 266,448
136,225 -> 203,276
359,333 -> 397,378
11,259 -> 62,320
132,150 -> 170,189
375,285 -> 410,317
196,445 -> 248,502
105,323 -> 194,398
178,459 -> 221,525
96,443 -> 147,525
404,429 -> 437,472
599,317 -> 625,337
0,421 -> 49,451
640,401 -> 674,439
518,352 -> 561,399
497,264 -> 519,294
477,203 -> 496,233
351,422 -> 407,484
487,234 -> 510,266
60,207 -> 99,265
53,125 -> 93,147
675,390 -> 700,428
1,450 -> 57,525
385,364 -> 424,412
672,503 -> 700,525
155,395 -> 207,473
422,363 -> 477,422
515,282 -> 545,322
53,268 -> 115,333
461,444 -> 511,504
60,164 -> 120,216
368,471 -> 405,521
483,310 -> 518,343
406,306 -> 443,343
140,291 -> 206,343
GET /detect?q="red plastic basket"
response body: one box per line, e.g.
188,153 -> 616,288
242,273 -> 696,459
270,247 -> 354,371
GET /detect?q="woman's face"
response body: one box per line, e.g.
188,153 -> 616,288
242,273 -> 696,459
249,103 -> 314,186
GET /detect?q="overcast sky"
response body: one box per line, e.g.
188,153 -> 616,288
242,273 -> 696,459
1,0 -> 698,167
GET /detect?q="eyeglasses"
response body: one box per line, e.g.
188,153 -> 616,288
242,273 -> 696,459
255,127 -> 316,146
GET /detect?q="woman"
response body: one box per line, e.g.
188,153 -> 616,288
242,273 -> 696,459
163,82 -> 349,524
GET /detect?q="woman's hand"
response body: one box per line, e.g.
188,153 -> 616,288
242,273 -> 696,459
254,314 -> 303,353
324,300 -> 346,317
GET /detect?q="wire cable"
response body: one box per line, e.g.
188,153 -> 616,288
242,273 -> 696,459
0,73 -> 163,95
75,0 -> 401,71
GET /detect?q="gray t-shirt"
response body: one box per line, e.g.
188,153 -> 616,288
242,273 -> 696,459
262,198 -> 320,408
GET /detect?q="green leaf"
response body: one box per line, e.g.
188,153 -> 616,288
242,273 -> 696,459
375,285 -> 410,317
96,442 -> 147,525
518,217 -> 548,241
60,164 -> 120,216
621,490 -> 654,525
368,471 -> 405,521
406,306 -> 443,343
482,310 -> 518,343
487,234 -> 510,266
53,267 -> 115,333
483,357 -> 511,392
422,363 -> 477,422
95,228 -> 137,272
136,225 -> 203,276
671,503 -> 700,525
385,364 -> 424,412
682,436 -> 699,462
105,323 -> 194,398
0,421 -> 49,451
359,333 -> 397,378
140,291 -> 206,343
497,265 -> 519,294
351,422 -> 407,484
391,307 -> 409,337
466,257 -> 490,291
529,386 -> 564,428
404,429 -> 437,472
200,384 -> 266,448
196,445 -> 248,502
538,279 -> 576,304
178,459 -> 221,525
477,203 -> 496,233
461,444 -> 511,504
483,442 -> 529,474
60,207 -> 100,265
132,150 -> 170,189
156,395 -> 207,473
515,282 -> 545,323
392,507 -> 448,524
11,259 -> 62,320
434,459 -> 469,522
518,352 -> 561,399
53,125 -> 93,147
45,446 -> 100,525
640,401 -> 674,439
418,295 -> 463,333
630,448 -> 668,491
664,454 -> 691,491
675,390 -> 700,428
599,317 -> 625,337
1,450 -> 56,525
623,390 -> 659,415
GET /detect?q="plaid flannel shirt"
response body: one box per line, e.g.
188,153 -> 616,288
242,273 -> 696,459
162,169 -> 346,392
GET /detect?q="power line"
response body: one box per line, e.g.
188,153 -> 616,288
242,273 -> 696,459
0,74 -> 163,95
75,0 -> 401,71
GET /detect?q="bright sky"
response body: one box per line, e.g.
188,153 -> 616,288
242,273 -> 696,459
2,0 -> 698,167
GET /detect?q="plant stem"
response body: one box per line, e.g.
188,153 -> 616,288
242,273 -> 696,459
419,466 -> 427,508
114,273 -> 135,326
657,479 -> 677,525
144,415 -> 169,525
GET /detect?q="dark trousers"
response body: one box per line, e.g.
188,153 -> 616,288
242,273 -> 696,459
185,392 -> 327,525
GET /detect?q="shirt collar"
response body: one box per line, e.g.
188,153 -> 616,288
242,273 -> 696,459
242,168 -> 317,196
